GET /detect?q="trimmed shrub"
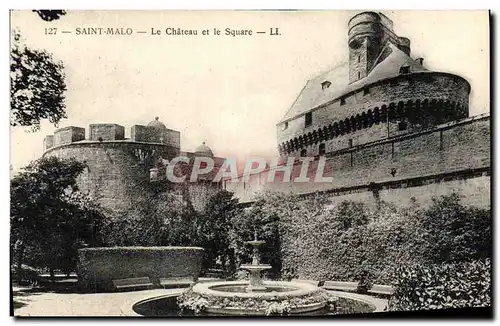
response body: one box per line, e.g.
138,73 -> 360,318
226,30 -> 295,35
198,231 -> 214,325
388,259 -> 491,311
77,246 -> 204,291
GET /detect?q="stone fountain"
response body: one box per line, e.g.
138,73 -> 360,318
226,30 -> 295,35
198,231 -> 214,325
174,232 -> 331,315
131,233 -> 380,316
239,231 -> 272,292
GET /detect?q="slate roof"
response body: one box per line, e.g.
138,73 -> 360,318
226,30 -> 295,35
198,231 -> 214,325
279,43 -> 428,123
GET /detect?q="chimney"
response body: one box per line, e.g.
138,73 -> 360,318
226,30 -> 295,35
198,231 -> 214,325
415,58 -> 424,66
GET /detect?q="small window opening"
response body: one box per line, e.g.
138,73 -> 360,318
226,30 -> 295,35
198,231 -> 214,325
363,87 -> 370,96
358,72 -> 361,79
321,80 -> 331,90
399,66 -> 410,74
283,121 -> 288,130
358,55 -> 361,63
305,112 -> 313,127
348,139 -> 353,148
340,98 -> 346,106
319,143 -> 326,155
300,149 -> 307,157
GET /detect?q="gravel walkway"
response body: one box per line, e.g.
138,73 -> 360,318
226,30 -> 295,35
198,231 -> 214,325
13,287 -> 184,317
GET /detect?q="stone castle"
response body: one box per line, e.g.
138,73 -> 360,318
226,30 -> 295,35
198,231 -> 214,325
43,11 -> 490,213
224,11 -> 490,208
43,117 -> 225,213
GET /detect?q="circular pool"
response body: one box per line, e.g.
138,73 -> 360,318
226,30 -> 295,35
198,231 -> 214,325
132,289 -> 378,316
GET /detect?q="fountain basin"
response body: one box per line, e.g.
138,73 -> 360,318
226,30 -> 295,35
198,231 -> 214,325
245,240 -> 266,246
193,280 -> 319,299
178,280 -> 330,315
131,289 -> 380,316
239,264 -> 272,271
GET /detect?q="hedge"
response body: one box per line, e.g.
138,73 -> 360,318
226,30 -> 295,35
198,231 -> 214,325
388,259 -> 491,311
77,246 -> 204,291
235,191 -> 491,288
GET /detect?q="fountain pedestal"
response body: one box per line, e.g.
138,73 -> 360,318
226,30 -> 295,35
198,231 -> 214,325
179,232 -> 330,315
239,236 -> 271,292
240,264 -> 271,292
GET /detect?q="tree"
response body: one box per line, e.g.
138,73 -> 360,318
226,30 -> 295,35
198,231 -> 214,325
98,187 -> 199,247
10,156 -> 104,281
33,10 -> 66,21
10,30 -> 67,130
197,190 -> 240,275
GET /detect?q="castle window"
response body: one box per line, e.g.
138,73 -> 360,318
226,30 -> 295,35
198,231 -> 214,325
321,80 -> 331,90
363,87 -> 370,95
300,149 -> 307,157
348,139 -> 353,148
319,143 -> 326,155
398,121 -> 408,131
283,121 -> 288,130
399,66 -> 410,74
305,112 -> 312,127
340,98 -> 346,106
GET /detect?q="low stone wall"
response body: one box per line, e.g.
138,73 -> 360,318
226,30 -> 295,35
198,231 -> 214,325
77,246 -> 204,292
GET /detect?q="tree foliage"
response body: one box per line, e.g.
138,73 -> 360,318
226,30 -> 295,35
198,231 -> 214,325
10,30 -> 67,130
33,10 -> 66,21
10,156 -> 105,279
99,190 -> 196,247
98,188 -> 241,276
419,193 -> 492,263
197,190 -> 240,274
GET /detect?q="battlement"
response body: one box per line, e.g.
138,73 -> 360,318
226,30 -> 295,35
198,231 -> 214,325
89,124 -> 125,141
53,126 -> 85,147
43,118 -> 181,154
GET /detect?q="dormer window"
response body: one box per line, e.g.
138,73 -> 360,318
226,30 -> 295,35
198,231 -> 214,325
321,80 -> 331,90
399,65 -> 410,74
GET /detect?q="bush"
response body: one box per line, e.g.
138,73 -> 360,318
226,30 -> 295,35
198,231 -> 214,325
388,259 -> 491,311
419,193 -> 492,264
276,192 -> 490,285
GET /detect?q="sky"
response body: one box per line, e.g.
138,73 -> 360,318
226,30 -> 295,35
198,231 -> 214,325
10,10 -> 489,171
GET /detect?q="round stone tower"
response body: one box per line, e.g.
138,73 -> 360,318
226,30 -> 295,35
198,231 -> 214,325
42,119 -> 181,214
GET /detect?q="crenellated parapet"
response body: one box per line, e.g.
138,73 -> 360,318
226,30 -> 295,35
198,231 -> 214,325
278,98 -> 468,156
43,117 -> 181,155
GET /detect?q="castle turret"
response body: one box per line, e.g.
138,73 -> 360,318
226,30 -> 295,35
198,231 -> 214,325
348,12 -> 411,84
348,12 -> 384,83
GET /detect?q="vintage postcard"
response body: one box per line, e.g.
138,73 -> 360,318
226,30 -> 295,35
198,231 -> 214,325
10,10 -> 491,317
